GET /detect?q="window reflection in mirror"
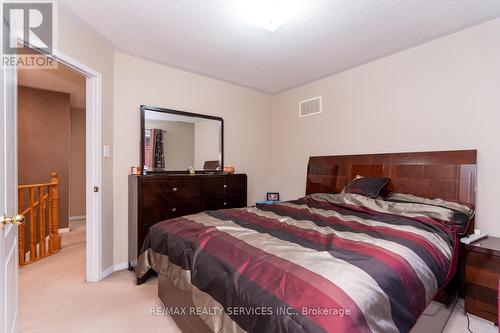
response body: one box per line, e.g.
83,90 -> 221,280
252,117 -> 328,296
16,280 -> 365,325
143,109 -> 222,172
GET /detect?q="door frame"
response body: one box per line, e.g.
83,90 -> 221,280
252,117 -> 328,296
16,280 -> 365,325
17,43 -> 103,282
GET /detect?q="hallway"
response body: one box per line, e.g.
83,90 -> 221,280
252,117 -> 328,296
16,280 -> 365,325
18,222 -> 180,333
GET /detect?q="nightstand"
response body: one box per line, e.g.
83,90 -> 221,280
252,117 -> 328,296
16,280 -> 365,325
464,236 -> 500,324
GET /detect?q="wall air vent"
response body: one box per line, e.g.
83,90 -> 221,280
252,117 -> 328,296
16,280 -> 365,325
299,96 -> 322,117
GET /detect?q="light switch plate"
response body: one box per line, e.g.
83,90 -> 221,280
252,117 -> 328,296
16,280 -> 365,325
103,145 -> 111,157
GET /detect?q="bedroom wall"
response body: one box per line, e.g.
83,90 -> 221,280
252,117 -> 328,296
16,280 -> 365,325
271,18 -> 500,236
113,52 -> 273,265
144,120 -> 195,170
194,119 -> 221,170
56,5 -> 115,271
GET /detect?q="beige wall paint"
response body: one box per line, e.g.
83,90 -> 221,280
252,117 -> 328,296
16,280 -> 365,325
18,86 -> 71,229
145,120 -> 195,170
70,107 -> 86,217
18,63 -> 86,109
272,18 -> 500,236
56,6 -> 115,269
113,52 -> 273,264
194,119 -> 221,169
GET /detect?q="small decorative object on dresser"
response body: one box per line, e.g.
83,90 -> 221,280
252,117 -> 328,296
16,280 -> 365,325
130,166 -> 142,175
223,166 -> 235,174
464,235 -> 500,324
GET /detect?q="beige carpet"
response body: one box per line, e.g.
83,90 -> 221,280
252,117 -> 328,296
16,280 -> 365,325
19,222 -> 497,333
19,222 -> 180,333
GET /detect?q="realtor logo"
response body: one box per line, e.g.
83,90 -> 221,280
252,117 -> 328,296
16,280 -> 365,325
3,2 -> 53,54
2,2 -> 57,68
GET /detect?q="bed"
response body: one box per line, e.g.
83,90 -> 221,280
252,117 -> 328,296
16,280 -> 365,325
136,150 -> 477,333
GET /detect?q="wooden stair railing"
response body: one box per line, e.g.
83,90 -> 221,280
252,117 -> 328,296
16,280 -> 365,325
18,172 -> 61,266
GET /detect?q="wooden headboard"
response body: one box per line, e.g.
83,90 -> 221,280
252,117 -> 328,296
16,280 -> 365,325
306,150 -> 477,206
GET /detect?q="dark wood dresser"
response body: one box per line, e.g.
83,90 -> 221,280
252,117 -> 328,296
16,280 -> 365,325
128,173 -> 247,268
464,236 -> 500,324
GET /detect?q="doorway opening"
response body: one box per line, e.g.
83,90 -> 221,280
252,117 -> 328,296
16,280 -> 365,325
13,42 -> 103,283
17,62 -> 87,273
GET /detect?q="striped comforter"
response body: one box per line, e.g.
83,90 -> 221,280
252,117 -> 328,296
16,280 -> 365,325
136,192 -> 457,333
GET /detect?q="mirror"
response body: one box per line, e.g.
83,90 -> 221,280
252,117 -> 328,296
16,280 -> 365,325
140,106 -> 223,173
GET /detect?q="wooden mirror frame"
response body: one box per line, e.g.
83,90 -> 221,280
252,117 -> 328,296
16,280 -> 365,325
140,105 -> 224,174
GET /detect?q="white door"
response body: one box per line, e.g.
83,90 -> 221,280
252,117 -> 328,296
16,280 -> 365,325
0,39 -> 19,333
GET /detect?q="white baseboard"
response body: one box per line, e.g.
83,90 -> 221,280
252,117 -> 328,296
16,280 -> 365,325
113,262 -> 129,271
69,215 -> 86,221
58,227 -> 70,233
100,261 -> 129,280
100,265 -> 115,280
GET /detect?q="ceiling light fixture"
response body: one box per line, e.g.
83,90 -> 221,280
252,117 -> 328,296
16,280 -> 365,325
241,0 -> 300,32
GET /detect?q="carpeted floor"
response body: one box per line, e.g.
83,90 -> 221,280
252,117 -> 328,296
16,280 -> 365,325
19,222 -> 180,333
19,222 -> 497,333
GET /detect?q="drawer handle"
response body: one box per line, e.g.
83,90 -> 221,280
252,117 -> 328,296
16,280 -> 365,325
172,187 -> 178,192
171,208 -> 177,212
223,202 -> 227,206
223,184 -> 227,188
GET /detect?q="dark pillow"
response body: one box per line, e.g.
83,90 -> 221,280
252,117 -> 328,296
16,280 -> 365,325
342,176 -> 390,198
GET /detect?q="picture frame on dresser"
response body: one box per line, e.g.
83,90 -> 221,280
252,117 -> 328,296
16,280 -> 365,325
266,192 -> 280,201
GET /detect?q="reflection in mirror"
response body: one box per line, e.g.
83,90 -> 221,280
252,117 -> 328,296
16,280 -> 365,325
143,109 -> 222,172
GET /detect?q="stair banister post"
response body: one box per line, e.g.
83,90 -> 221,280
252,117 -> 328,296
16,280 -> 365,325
49,172 -> 61,252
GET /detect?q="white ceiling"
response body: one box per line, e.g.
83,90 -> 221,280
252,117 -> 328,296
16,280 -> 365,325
58,0 -> 500,94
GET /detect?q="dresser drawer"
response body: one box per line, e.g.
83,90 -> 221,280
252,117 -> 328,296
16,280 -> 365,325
226,194 -> 246,208
142,179 -> 201,201
201,177 -> 225,196
464,243 -> 500,325
202,196 -> 226,210
224,176 -> 246,195
465,251 -> 500,289
142,198 -> 201,225
465,284 -> 498,324
201,176 -> 247,196
203,195 -> 246,210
